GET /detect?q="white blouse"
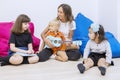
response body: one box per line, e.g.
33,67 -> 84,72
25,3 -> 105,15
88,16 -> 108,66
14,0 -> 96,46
59,21 -> 76,39
83,40 -> 112,64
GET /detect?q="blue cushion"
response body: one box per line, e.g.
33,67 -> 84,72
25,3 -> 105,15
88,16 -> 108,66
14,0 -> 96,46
105,32 -> 120,58
73,13 -> 93,55
73,13 -> 93,40
73,13 -> 120,58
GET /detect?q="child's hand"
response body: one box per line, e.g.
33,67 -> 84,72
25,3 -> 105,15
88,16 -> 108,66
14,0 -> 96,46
31,49 -> 34,54
65,38 -> 72,46
27,49 -> 34,54
45,38 -> 55,48
35,50 -> 42,54
105,62 -> 110,66
83,59 -> 88,64
66,42 -> 72,46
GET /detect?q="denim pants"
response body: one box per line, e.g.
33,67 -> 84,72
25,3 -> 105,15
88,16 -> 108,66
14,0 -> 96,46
8,47 -> 28,55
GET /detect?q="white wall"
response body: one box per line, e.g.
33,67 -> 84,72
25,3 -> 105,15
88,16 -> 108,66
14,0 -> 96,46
0,0 -> 119,42
0,0 -> 98,39
98,0 -> 117,36
98,0 -> 120,42
117,0 -> 120,42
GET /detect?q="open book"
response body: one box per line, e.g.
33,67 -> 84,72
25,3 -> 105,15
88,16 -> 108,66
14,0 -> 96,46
16,52 -> 37,56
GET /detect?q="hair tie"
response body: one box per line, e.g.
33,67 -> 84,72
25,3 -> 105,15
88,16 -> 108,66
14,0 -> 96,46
90,23 -> 100,32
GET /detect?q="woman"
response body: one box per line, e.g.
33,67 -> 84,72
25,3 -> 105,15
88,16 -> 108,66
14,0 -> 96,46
38,4 -> 81,61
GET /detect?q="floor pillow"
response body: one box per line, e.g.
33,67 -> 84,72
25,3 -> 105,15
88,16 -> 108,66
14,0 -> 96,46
73,13 -> 93,55
105,32 -> 120,58
73,13 -> 120,58
0,22 -> 40,57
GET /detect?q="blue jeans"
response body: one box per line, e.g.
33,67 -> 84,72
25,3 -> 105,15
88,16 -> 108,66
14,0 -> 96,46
8,47 -> 28,55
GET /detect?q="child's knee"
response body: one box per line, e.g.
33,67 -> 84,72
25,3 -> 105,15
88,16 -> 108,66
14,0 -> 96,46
62,56 -> 68,62
9,54 -> 23,65
28,56 -> 39,64
57,51 -> 68,61
84,58 -> 94,67
97,58 -> 106,66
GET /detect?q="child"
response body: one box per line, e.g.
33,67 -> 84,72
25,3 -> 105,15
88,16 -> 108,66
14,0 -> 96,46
77,23 -> 113,76
0,14 -> 39,66
37,20 -> 68,62
41,4 -> 81,61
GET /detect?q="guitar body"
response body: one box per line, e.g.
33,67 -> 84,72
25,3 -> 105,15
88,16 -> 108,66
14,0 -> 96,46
44,36 -> 62,48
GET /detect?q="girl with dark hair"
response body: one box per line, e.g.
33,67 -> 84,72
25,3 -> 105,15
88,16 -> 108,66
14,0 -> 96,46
77,23 -> 113,76
0,14 -> 39,66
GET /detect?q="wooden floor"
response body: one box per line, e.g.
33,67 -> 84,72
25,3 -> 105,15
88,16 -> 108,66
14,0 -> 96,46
0,57 -> 120,80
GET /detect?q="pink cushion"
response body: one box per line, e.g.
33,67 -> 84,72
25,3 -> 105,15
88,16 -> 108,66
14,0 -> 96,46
0,22 -> 12,39
0,22 -> 40,57
29,22 -> 34,35
0,38 -> 9,56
